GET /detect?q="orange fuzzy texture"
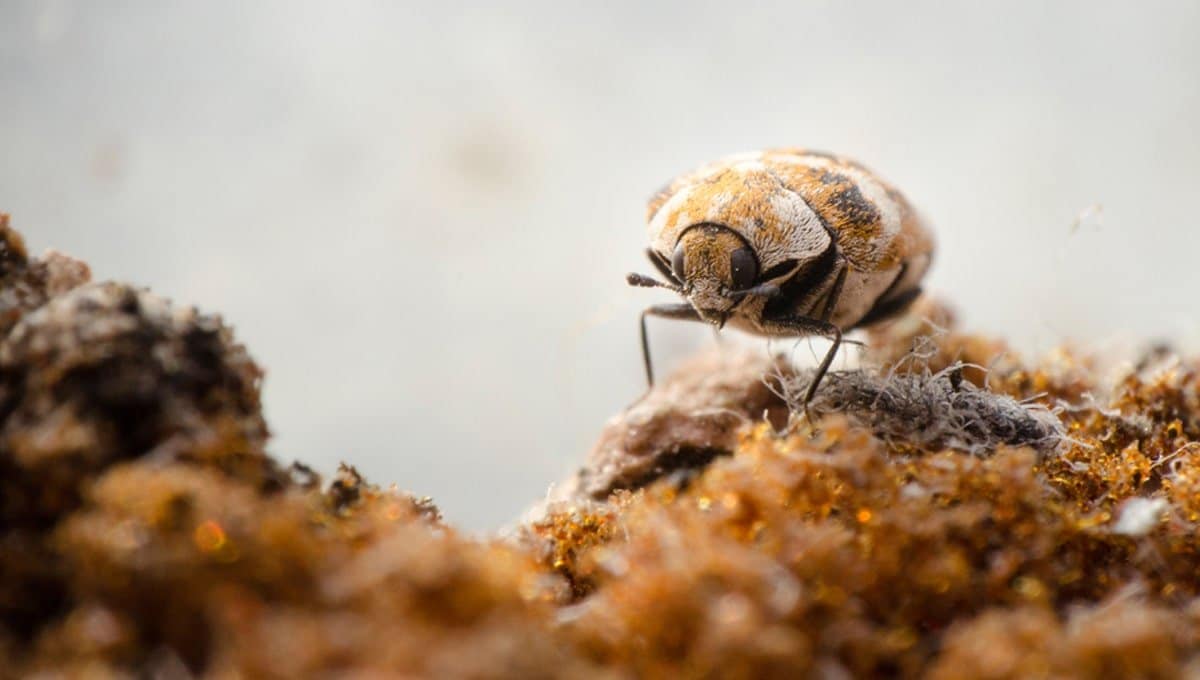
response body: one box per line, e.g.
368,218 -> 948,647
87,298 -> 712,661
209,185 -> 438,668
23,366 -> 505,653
3,217 -> 1200,677
647,148 -> 933,272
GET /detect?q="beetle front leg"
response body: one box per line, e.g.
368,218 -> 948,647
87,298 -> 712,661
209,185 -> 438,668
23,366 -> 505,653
760,314 -> 843,415
816,263 -> 848,323
639,303 -> 703,386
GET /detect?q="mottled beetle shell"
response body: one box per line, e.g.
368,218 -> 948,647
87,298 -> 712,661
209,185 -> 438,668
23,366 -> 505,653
647,147 -> 934,333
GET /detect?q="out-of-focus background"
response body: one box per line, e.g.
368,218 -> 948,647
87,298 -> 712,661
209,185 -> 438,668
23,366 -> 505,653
2,1 -> 1198,529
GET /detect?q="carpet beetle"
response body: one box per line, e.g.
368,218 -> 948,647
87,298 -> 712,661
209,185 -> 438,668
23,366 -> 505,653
628,147 -> 934,405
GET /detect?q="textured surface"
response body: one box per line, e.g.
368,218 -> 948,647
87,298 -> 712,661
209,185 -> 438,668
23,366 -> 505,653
563,349 -> 791,502
4,3 -> 1200,529
5,219 -> 1200,676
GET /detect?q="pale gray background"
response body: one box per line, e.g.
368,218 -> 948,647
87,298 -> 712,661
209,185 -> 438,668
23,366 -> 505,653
2,1 -> 1198,530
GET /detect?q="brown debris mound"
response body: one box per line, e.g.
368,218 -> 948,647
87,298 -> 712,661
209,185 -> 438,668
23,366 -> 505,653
565,350 -> 792,501
0,281 -> 279,526
558,297 -> 1062,505
0,213 -> 91,340
0,215 -> 595,678
5,213 -> 1200,677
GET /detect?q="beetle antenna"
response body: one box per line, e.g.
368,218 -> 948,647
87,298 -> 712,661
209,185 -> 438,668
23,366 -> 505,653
626,272 -> 683,295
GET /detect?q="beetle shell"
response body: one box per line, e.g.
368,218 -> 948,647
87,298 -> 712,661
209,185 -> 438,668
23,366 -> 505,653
646,148 -> 933,333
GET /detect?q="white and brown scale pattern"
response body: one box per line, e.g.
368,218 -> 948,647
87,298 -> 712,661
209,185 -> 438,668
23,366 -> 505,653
646,148 -> 934,332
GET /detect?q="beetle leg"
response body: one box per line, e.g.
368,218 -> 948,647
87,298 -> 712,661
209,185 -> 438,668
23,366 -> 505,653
856,285 -> 923,327
806,324 -> 843,408
759,314 -> 843,419
639,303 -> 703,386
817,263 -> 848,323
765,260 -> 848,415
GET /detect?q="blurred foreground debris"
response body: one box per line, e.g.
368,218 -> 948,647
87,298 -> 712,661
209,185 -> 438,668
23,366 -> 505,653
4,213 -> 1200,677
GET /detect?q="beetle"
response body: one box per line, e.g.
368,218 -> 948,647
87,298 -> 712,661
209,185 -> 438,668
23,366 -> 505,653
627,147 -> 934,406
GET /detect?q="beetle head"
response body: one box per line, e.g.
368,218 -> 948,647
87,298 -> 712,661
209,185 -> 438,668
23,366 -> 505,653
670,224 -> 761,326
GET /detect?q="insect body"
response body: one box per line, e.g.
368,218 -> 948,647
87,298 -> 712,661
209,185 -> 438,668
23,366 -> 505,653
628,147 -> 934,404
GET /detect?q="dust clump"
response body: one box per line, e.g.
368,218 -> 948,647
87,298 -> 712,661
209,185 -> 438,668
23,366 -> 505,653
801,363 -> 1063,456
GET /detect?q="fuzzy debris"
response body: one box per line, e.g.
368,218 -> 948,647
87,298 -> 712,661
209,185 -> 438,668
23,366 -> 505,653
804,365 -> 1064,456
1111,496 -> 1169,536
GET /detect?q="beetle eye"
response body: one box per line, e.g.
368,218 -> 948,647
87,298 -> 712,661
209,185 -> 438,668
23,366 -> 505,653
729,247 -> 758,291
671,241 -> 687,282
